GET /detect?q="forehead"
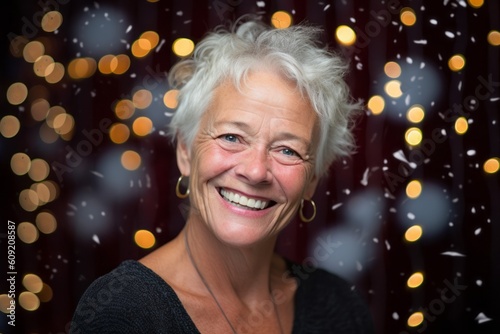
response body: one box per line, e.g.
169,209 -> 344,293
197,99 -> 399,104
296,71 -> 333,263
206,71 -> 317,126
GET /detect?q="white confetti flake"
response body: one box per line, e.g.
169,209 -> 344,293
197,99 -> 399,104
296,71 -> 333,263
385,240 -> 391,250
176,11 -> 183,16
475,312 -> 492,324
441,251 -> 466,257
414,39 -> 427,44
471,207 -> 476,214
430,19 -> 438,25
256,1 -> 265,7
407,212 -> 415,220
476,280 -> 483,286
392,312 -> 399,320
126,25 -> 132,33
474,228 -> 481,235
356,261 -> 363,271
373,238 -> 379,243
445,31 -> 455,38
324,4 -> 331,11
91,170 -> 104,178
360,168 -> 369,186
332,203 -> 343,210
92,234 -> 100,244
466,150 -> 476,156
393,150 -> 417,169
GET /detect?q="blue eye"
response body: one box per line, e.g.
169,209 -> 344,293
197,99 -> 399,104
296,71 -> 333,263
222,134 -> 238,142
281,148 -> 298,157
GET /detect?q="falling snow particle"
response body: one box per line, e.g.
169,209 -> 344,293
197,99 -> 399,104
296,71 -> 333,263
360,168 -> 369,186
92,235 -> 100,244
475,312 -> 492,324
441,251 -> 466,257
430,19 -> 438,25
332,203 -> 343,211
407,212 -> 416,220
256,1 -> 265,7
476,280 -> 483,286
324,4 -> 331,11
474,228 -> 481,236
126,25 -> 132,33
385,240 -> 391,251
445,31 -> 455,38
414,39 -> 427,44
466,150 -> 476,156
91,170 -> 104,178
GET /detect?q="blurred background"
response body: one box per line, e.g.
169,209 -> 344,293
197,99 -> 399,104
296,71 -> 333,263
1,0 -> 499,333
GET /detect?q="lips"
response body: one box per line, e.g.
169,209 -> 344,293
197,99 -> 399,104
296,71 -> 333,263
219,188 -> 274,210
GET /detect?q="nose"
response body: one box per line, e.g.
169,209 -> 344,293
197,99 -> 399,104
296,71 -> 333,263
234,147 -> 272,185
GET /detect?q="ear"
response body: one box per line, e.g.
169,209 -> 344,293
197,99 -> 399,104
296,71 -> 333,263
304,174 -> 319,200
176,137 -> 191,177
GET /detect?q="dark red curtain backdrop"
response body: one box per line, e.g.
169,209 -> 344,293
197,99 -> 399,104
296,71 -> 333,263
2,1 -> 499,333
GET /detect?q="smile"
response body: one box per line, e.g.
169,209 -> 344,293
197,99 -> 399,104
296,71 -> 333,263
219,188 -> 273,210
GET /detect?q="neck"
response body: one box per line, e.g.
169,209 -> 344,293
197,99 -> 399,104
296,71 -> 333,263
182,215 -> 280,303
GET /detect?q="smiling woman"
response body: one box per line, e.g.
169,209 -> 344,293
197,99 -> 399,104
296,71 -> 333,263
70,17 -> 373,334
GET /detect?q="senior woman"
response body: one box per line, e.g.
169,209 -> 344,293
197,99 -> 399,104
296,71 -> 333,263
71,18 -> 373,334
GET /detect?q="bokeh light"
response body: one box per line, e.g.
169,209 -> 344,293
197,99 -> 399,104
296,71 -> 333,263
0,115 -> 21,138
367,95 -> 385,115
33,55 -> 55,77
172,38 -> 195,57
405,225 -> 423,242
45,62 -> 65,84
132,89 -> 153,109
140,31 -> 160,50
23,274 -> 44,293
134,229 -> 156,249
121,150 -> 142,171
41,11 -> 63,32
31,98 -> 50,121
17,222 -> 39,243
28,158 -> 50,182
384,61 -> 401,78
468,0 -> 484,8
132,117 -> 153,136
38,283 -> 54,303
68,57 -> 97,79
483,158 -> 500,174
19,189 -> 39,212
488,30 -> 500,46
11,153 -> 31,175
400,7 -> 417,26
406,180 -> 422,199
163,89 -> 179,109
19,291 -> 40,311
271,11 -> 293,29
115,99 -> 136,120
110,54 -> 131,74
6,82 -> 28,105
109,123 -> 130,144
406,105 -> 425,123
0,294 -> 14,314
448,54 -> 466,71
23,41 -> 45,63
407,272 -> 424,288
36,211 -> 58,234
407,312 -> 424,327
384,80 -> 403,98
335,25 -> 356,46
405,127 -> 423,146
98,54 -> 115,74
454,116 -> 468,134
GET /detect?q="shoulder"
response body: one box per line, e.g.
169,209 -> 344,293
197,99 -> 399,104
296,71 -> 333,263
288,261 -> 374,333
70,260 -> 193,334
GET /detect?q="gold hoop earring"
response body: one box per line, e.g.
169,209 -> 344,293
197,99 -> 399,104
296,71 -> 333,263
299,199 -> 316,223
175,175 -> 190,199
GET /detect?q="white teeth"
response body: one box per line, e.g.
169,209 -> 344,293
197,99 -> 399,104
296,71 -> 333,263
220,189 -> 268,210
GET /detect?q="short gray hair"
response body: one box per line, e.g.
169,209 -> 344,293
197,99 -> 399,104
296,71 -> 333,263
168,18 -> 360,177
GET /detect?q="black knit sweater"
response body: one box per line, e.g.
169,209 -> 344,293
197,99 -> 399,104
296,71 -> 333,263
70,260 -> 374,333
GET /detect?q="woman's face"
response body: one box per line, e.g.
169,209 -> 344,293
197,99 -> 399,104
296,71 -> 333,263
177,70 -> 319,247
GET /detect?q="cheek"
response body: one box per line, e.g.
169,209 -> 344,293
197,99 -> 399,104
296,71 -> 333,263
193,144 -> 237,178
